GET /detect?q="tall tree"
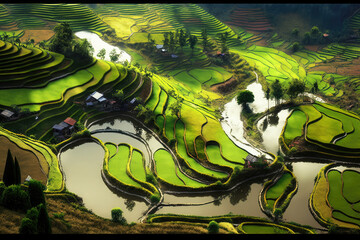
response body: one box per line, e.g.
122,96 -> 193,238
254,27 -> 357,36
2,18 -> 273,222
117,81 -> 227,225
14,157 -> 21,185
37,203 -> 52,234
287,78 -> 305,101
271,79 -> 284,105
3,150 -> 15,186
189,35 -> 198,55
201,28 -> 209,52
266,87 -> 270,113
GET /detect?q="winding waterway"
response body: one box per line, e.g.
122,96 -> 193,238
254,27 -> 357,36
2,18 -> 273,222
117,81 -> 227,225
75,31 -> 131,63
57,32 -> 330,229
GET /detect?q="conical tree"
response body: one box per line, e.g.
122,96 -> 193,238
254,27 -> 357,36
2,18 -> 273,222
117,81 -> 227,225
3,150 -> 15,186
37,203 -> 51,234
14,157 -> 21,185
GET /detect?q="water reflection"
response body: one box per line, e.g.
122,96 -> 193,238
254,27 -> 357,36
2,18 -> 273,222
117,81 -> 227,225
59,140 -> 148,222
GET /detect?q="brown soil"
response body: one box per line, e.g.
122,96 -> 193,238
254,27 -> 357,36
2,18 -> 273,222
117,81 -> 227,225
308,57 -> 360,76
20,29 -> 54,45
0,196 -> 230,234
0,136 -> 47,185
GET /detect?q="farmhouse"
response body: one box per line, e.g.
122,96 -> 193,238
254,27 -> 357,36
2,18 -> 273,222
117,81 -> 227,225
52,117 -> 77,139
0,109 -> 16,120
86,91 -> 107,106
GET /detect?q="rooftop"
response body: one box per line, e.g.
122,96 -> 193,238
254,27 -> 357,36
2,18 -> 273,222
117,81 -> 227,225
1,109 -> 15,118
64,117 -> 76,126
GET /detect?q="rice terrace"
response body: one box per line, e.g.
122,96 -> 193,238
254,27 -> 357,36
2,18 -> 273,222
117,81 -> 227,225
1,3 -> 360,235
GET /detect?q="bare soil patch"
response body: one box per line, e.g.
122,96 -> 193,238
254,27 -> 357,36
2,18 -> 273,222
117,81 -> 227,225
20,29 -> 54,45
308,57 -> 360,76
0,136 -> 47,185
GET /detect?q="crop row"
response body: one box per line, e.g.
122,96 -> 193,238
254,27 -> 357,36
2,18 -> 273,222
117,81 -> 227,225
280,102 -> 360,158
310,164 -> 360,229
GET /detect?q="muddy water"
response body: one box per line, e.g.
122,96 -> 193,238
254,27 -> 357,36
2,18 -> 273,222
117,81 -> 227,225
282,162 -> 326,229
59,140 -> 148,222
158,181 -> 268,218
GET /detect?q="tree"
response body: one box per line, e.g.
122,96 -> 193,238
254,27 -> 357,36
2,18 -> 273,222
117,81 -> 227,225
19,217 -> 37,234
179,29 -> 187,51
236,90 -> 254,109
28,179 -> 46,208
287,78 -> 305,101
38,40 -> 46,49
201,28 -> 209,52
291,28 -> 299,38
168,96 -> 183,117
37,203 -> 51,234
207,220 -> 219,234
3,150 -> 15,186
111,208 -> 127,224
49,22 -> 73,56
189,35 -> 198,55
109,48 -> 120,62
303,32 -> 311,45
291,42 -> 300,52
112,89 -> 125,103
14,157 -> 21,185
266,87 -> 270,113
97,48 -> 106,60
1,184 -> 30,212
271,79 -> 284,105
312,81 -> 318,93
73,38 -> 94,61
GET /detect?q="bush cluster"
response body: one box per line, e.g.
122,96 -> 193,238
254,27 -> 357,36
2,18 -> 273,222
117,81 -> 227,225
0,179 -> 51,234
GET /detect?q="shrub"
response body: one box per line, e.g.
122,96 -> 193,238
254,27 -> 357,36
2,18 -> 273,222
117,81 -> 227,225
1,185 -> 30,212
111,208 -> 127,225
19,217 -> 37,234
28,180 -> 46,208
207,220 -> 219,234
150,193 -> 160,204
0,181 -> 6,198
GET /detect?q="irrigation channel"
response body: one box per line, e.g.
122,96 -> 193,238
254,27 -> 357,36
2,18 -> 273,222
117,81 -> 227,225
59,32 -> 328,229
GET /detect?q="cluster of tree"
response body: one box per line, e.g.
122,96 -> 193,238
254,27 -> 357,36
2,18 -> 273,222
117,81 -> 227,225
302,26 -> 330,44
237,78 -> 308,113
96,48 -> 122,63
1,150 -> 51,233
162,28 -> 198,54
2,150 -> 21,187
0,32 -> 37,49
49,22 -> 94,63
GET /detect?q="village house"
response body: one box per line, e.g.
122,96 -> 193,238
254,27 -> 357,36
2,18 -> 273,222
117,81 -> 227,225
52,117 -> 77,140
0,109 -> 16,121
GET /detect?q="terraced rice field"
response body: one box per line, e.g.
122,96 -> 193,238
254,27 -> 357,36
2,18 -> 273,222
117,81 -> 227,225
4,3 -> 111,34
280,102 -> 360,156
262,169 -> 296,214
311,165 -> 360,229
226,7 -> 273,32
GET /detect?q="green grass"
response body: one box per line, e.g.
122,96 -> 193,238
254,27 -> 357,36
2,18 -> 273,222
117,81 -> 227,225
154,148 -> 185,186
